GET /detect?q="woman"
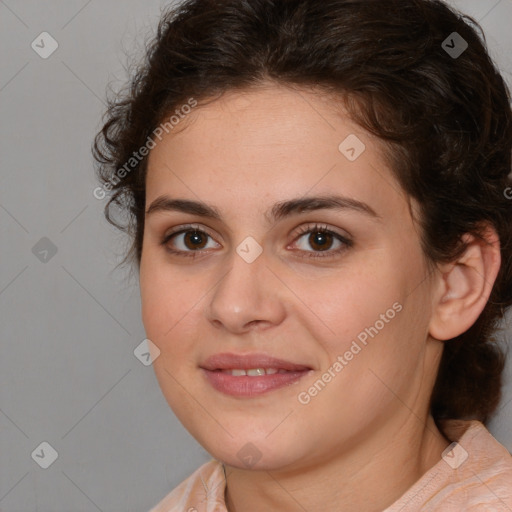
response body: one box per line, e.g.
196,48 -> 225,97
93,0 -> 512,510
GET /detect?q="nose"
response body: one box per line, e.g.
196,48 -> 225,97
204,244 -> 287,334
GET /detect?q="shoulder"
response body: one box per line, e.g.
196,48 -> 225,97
386,420 -> 512,511
148,459 -> 227,512
449,420 -> 512,510
442,419 -> 512,480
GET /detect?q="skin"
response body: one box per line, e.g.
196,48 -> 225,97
139,83 -> 501,511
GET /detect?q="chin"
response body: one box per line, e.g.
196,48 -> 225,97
194,427 -> 307,472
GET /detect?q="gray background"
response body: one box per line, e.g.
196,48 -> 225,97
1,1 -> 511,511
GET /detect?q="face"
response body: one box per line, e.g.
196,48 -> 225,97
140,84 -> 442,471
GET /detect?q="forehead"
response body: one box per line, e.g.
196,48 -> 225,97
145,84 -> 411,224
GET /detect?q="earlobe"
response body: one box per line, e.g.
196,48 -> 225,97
429,228 -> 501,341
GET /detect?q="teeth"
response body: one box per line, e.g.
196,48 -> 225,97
222,368 -> 281,376
247,368 -> 266,376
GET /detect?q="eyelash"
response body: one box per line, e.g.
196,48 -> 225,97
160,223 -> 353,260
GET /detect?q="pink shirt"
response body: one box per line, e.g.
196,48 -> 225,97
149,420 -> 512,511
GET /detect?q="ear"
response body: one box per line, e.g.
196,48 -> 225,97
429,226 -> 501,341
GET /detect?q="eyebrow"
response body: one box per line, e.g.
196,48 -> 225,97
145,194 -> 381,223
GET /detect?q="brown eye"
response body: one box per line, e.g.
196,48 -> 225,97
308,231 -> 334,251
291,224 -> 353,258
183,230 -> 208,250
162,227 -> 221,255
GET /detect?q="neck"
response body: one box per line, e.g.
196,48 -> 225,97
223,415 -> 450,512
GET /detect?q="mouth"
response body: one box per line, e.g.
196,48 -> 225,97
216,368 -> 293,376
200,353 -> 313,397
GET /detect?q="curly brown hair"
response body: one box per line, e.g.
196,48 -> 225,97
93,0 -> 512,424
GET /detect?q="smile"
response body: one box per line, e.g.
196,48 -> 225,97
200,352 -> 313,397
218,368 -> 290,376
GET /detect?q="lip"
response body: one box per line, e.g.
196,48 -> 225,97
201,352 -> 312,372
200,352 -> 313,397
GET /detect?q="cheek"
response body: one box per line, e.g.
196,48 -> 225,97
140,251 -> 197,339
293,260 -> 403,346
139,257 -> 201,401
300,248 -> 428,373
139,258 -> 165,337
139,254 -> 211,389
